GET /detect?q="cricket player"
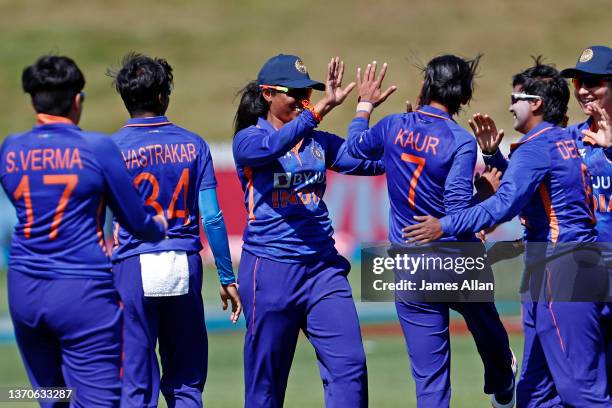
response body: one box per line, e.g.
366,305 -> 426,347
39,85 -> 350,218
346,55 -> 516,408
404,59 -> 609,407
561,45 -> 611,261
109,53 -> 241,408
233,55 -> 384,408
0,55 -> 167,407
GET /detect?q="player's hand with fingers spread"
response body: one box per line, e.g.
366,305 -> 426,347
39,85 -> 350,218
581,104 -> 612,148
220,283 -> 242,324
355,61 -> 397,114
401,215 -> 443,244
469,113 -> 504,155
474,165 -> 502,200
314,57 -> 356,118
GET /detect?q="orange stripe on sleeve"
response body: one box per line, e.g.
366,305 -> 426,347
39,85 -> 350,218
244,167 -> 256,221
538,184 -> 559,244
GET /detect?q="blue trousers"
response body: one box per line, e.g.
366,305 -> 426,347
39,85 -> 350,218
395,300 -> 514,408
113,252 -> 207,408
238,251 -> 368,408
517,247 -> 611,408
8,269 -> 122,407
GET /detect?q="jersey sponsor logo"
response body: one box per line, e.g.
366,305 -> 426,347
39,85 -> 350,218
5,148 -> 83,173
273,171 -> 326,188
272,187 -> 323,208
394,128 -> 439,155
592,176 -> 611,190
120,143 -> 197,169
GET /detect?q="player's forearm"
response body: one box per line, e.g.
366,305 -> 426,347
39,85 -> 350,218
482,149 -> 509,173
346,117 -> 384,160
233,110 -> 317,166
199,189 -> 235,284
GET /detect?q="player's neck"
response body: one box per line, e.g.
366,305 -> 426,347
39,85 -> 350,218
130,110 -> 165,119
429,101 -> 449,114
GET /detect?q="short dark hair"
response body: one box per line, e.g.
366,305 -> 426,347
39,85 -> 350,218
419,54 -> 481,116
109,52 -> 173,115
22,55 -> 85,116
512,57 -> 569,126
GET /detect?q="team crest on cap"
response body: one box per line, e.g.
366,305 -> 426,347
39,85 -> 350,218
579,48 -> 594,63
295,58 -> 308,74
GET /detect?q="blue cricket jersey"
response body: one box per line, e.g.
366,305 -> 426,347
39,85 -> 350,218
232,109 -> 384,262
347,105 -> 480,244
440,122 -> 597,245
0,115 -> 165,279
111,116 -> 217,261
568,118 -> 612,244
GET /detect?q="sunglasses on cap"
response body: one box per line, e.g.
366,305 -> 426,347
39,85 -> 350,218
260,85 -> 313,100
571,76 -> 611,90
511,92 -> 542,105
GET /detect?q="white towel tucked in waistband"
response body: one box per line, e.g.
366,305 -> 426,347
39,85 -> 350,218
139,251 -> 189,297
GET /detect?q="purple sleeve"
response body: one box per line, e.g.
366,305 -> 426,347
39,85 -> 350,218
322,132 -> 385,175
482,149 -> 509,173
90,136 -> 165,241
444,138 -> 477,215
233,110 -> 318,166
346,116 -> 389,160
440,140 -> 549,235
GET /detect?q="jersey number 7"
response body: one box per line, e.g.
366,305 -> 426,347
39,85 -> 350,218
401,153 -> 426,209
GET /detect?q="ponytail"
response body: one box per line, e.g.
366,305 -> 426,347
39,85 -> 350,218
234,81 -> 269,135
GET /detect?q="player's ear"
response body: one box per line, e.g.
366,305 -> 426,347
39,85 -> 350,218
531,98 -> 543,115
262,88 -> 275,104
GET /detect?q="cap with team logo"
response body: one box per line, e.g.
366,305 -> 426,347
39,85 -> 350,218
257,54 -> 325,90
561,45 -> 612,77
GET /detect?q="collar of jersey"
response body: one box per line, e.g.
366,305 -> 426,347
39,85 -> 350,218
256,116 -> 278,132
36,113 -> 76,126
123,116 -> 172,127
416,105 -> 452,121
510,121 -> 555,152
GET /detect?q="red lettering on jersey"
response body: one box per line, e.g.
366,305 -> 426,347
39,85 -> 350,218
394,129 -> 406,146
172,144 -> 180,163
130,149 -> 139,169
425,137 -> 439,155
164,144 -> 173,164
414,133 -> 427,152
180,144 -> 190,162
56,148 -> 71,169
30,149 -> 42,170
556,140 -> 579,160
42,149 -> 54,170
154,144 -> 163,164
138,147 -> 148,167
6,151 -> 16,173
187,143 -> 197,161
600,194 -> 607,213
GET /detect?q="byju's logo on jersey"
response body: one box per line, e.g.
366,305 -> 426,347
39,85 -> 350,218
274,172 -> 292,188
273,171 -> 326,187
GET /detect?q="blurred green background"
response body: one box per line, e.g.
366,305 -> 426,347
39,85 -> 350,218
0,0 -> 608,406
1,0 -> 610,141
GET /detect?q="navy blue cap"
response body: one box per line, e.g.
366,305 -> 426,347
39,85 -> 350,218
561,45 -> 612,77
257,54 -> 325,91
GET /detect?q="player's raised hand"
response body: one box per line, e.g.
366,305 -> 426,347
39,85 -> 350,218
356,61 -> 397,108
469,113 -> 504,155
314,57 -> 356,117
401,215 -> 443,244
581,104 -> 612,148
220,284 -> 242,324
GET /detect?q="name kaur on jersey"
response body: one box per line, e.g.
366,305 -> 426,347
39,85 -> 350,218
121,142 -> 197,169
4,147 -> 83,173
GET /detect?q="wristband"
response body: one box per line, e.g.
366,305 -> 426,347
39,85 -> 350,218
356,101 -> 374,114
301,100 -> 322,123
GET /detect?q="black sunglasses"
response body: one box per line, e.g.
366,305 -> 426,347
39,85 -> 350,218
260,85 -> 313,101
572,76 -> 611,90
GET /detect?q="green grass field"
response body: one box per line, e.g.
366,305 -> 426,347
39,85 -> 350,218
0,332 -> 524,408
0,266 -> 524,407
